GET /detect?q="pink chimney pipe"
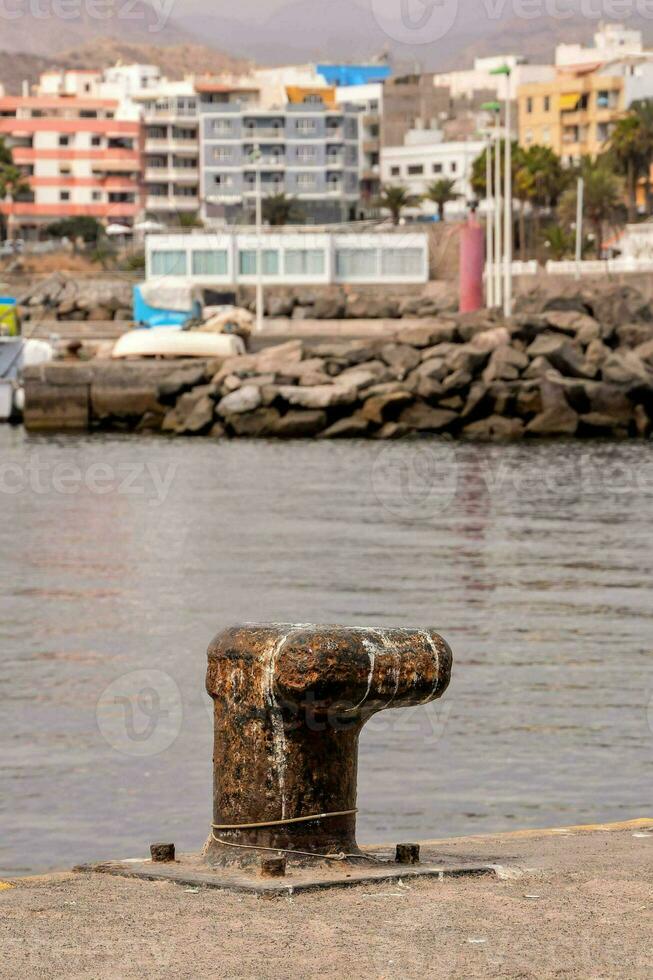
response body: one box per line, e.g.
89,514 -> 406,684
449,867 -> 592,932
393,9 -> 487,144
459,217 -> 485,314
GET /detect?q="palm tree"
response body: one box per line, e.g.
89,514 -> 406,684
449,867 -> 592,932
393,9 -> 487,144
262,193 -> 303,226
630,99 -> 653,214
376,184 -> 421,225
423,178 -> 459,221
609,114 -> 647,222
558,158 -> 624,257
542,224 -> 574,260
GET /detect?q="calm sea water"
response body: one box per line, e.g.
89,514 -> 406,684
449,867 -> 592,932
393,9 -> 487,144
1,427 -> 651,875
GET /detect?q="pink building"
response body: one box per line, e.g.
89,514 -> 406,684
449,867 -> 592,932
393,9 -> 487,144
0,91 -> 142,238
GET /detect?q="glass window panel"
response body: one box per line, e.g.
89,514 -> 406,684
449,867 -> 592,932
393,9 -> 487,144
150,250 -> 187,276
284,249 -> 325,275
381,248 -> 423,277
192,250 -> 228,276
238,249 -> 280,275
336,248 -> 378,278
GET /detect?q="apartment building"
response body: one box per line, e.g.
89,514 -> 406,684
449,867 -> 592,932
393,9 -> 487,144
434,54 -> 555,101
199,85 -> 361,225
556,22 -> 645,68
381,130 -> 484,217
0,92 -> 141,238
518,68 -> 624,164
134,84 -> 201,223
382,73 -> 452,148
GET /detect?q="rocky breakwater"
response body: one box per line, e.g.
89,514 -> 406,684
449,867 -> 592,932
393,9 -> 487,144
157,309 -> 653,440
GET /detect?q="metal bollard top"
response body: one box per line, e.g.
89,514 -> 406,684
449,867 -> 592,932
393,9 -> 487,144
207,623 -> 452,716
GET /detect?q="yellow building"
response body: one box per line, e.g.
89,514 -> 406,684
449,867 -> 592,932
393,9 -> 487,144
517,67 -> 624,163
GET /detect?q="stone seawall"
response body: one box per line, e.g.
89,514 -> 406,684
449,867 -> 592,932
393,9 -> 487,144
23,302 -> 653,440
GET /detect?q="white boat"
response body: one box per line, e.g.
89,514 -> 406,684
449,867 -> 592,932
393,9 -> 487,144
112,328 -> 246,360
0,337 -> 54,421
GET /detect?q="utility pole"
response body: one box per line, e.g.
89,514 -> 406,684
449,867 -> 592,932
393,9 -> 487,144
491,64 -> 513,318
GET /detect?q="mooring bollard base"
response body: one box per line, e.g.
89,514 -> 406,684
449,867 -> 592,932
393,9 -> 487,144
76,841 -> 499,897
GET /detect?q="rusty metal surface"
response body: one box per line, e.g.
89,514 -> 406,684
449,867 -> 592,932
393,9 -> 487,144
205,625 -> 452,868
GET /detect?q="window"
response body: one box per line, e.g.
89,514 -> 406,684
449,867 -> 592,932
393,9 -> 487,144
297,173 -> 316,189
60,166 -> 71,176
390,166 -> 401,176
381,248 -> 424,277
192,250 -> 229,276
211,119 -> 232,136
525,129 -> 533,144
238,250 -> 280,276
284,249 -> 325,276
58,135 -> 70,147
91,191 -> 102,201
336,248 -> 377,278
407,164 -> 424,175
150,250 -> 188,276
450,161 -> 458,173
544,96 -> 551,112
91,136 -> 102,147
432,162 -> 443,174
212,148 -> 232,163
296,119 -> 317,136
526,97 -> 533,114
297,146 -> 316,163
214,174 -> 234,188
59,190 -> 70,201
542,127 -> 551,144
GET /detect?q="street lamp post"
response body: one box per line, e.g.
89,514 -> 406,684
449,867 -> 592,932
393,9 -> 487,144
249,144 -> 264,334
491,64 -> 514,318
482,102 -> 503,310
485,132 -> 495,309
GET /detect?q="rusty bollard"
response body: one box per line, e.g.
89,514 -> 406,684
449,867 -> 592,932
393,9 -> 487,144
205,625 -> 452,868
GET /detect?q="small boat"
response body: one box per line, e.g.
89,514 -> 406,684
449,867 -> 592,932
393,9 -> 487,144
112,328 -> 246,360
0,336 -> 54,421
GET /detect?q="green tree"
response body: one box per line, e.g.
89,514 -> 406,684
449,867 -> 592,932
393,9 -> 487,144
375,184 -> 421,225
628,99 -> 653,214
262,192 -> 303,226
423,178 -> 459,221
0,137 -> 30,240
541,224 -> 575,260
609,114 -> 648,222
46,216 -> 104,246
558,158 -> 624,257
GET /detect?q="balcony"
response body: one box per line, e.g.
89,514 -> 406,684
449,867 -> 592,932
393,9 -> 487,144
243,127 -> 285,140
326,155 -> 344,168
145,194 -> 199,210
325,128 -> 344,141
144,138 -> 198,153
144,168 -> 198,182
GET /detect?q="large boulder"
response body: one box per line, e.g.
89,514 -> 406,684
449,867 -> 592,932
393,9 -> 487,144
399,402 -> 458,432
463,415 -> 524,441
270,410 -> 327,438
602,351 -> 650,386
379,343 -> 422,378
217,385 -> 263,416
320,415 -> 371,438
527,334 -> 595,379
163,389 -> 216,435
361,390 -> 413,423
483,346 -> 529,383
158,365 -> 208,402
274,384 -> 358,409
526,404 -> 579,436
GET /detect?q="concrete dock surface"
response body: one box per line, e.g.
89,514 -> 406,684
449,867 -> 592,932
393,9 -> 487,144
1,820 -> 651,979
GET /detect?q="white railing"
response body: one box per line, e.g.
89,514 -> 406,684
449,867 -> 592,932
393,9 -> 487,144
546,257 -> 653,275
485,260 -> 538,277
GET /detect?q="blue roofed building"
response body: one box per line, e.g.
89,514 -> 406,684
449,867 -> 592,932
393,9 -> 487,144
316,64 -> 392,88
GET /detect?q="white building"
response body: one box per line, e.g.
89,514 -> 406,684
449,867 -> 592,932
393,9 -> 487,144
381,130 -> 485,217
145,231 -> 429,285
556,22 -> 645,67
433,55 -> 555,102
